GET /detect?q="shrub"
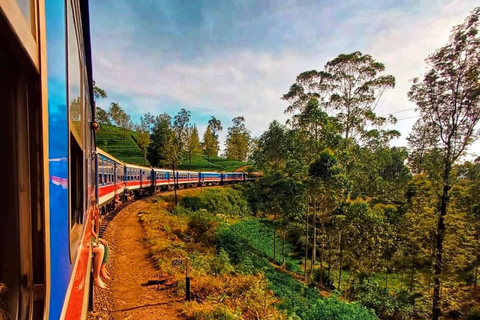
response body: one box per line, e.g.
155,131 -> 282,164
466,307 -> 480,320
349,277 -> 415,320
187,210 -> 224,245
180,188 -> 251,217
313,267 -> 335,290
186,303 -> 239,320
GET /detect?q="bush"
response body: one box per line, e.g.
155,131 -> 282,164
188,304 -> 239,320
466,307 -> 480,320
187,210 -> 224,245
313,267 -> 335,290
349,277 -> 415,320
181,188 -> 251,217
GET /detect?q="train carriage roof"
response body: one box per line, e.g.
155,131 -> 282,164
96,147 -> 124,164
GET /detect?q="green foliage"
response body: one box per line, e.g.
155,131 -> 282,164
97,124 -> 149,165
187,210 -> 224,246
218,219 -> 378,320
225,116 -> 251,161
349,278 -> 417,320
176,152 -> 251,172
466,307 -> 480,320
190,305 -> 239,320
180,188 -> 251,217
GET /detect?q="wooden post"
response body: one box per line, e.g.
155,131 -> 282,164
186,258 -> 191,301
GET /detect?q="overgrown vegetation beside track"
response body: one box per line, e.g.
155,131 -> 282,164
141,187 -> 377,320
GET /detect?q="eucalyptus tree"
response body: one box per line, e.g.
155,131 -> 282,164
137,112 -> 155,165
93,82 -> 107,100
146,113 -> 172,167
203,126 -> 217,165
252,120 -> 289,173
173,108 -> 191,147
108,102 -> 132,139
308,149 -> 349,285
96,107 -> 111,125
186,125 -> 201,169
225,116 -> 251,161
283,52 -> 395,145
407,8 -> 480,319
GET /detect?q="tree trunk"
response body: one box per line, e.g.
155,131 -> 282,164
305,198 -> 309,279
338,232 -> 342,291
319,221 -> 325,286
311,203 -> 317,273
189,152 -> 191,170
475,258 -> 478,292
432,163 -> 451,320
282,231 -> 286,266
400,252 -> 406,291
273,213 -> 277,263
173,162 -> 178,206
385,242 -> 389,288
410,252 -> 415,293
475,232 -> 479,292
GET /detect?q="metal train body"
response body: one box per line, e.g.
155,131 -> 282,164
96,147 -> 246,215
1,0 -> 97,319
0,1 -> 246,319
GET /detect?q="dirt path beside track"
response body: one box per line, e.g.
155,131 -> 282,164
88,195 -> 184,320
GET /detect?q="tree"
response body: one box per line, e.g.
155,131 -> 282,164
93,82 -> 109,124
203,126 -> 218,164
407,8 -> 480,319
173,108 -> 191,147
147,113 -> 172,167
96,107 -> 111,125
108,102 -> 132,139
208,116 -> 223,138
225,116 -> 251,161
283,52 -> 395,144
93,82 -> 107,100
136,112 -> 155,165
308,149 -> 349,285
186,125 -> 201,169
253,120 -> 289,173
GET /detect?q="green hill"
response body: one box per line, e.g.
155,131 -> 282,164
96,124 -> 251,171
178,153 -> 252,172
96,124 -> 149,166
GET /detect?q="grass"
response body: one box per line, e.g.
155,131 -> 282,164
96,124 -> 148,165
97,124 -> 250,171
179,153 -> 251,172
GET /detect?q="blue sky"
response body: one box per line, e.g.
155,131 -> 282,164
90,0 -> 480,157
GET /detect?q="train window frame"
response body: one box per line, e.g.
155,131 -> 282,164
67,0 -> 87,263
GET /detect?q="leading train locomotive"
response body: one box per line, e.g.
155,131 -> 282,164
0,1 -> 245,319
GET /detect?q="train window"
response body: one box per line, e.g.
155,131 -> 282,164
68,0 -> 83,148
68,0 -> 85,263
69,134 -> 84,260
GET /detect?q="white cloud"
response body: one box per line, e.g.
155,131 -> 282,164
92,0 -> 480,156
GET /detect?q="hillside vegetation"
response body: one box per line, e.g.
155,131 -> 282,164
97,124 -> 148,165
97,124 -> 250,171
141,187 -> 377,320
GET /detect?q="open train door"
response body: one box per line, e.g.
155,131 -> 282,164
0,1 -> 48,319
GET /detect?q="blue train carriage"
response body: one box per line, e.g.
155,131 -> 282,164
153,168 -> 173,191
96,148 -> 125,215
187,171 -> 200,188
222,172 -> 246,184
199,171 -> 222,186
174,170 -> 190,189
124,163 -> 152,197
0,0 -> 97,319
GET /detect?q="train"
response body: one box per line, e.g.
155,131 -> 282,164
0,1 -> 246,320
97,147 -> 246,215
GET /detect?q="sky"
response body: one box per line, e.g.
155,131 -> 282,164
90,0 -> 480,158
